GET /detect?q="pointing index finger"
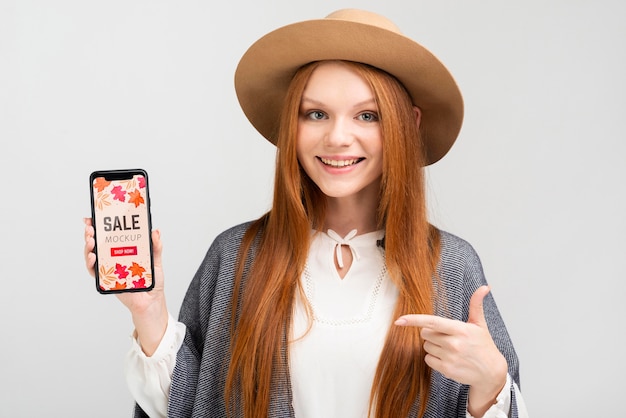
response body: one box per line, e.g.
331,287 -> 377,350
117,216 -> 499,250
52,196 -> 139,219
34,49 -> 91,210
395,314 -> 459,334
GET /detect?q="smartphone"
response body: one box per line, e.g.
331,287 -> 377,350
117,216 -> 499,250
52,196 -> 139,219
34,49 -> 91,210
89,169 -> 155,294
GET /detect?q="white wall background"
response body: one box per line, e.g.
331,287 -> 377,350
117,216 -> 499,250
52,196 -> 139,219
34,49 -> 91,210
1,0 -> 624,416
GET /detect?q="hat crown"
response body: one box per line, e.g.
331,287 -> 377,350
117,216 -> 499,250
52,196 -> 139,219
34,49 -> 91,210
325,9 -> 402,34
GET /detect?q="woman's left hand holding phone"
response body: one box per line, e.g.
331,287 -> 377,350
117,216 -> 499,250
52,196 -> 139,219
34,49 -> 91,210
84,218 -> 169,357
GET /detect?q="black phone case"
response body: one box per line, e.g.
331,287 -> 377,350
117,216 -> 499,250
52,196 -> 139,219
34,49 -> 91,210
89,169 -> 155,294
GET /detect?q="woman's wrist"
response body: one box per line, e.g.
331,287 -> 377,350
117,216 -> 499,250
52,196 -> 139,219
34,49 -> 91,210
467,370 -> 507,417
131,300 -> 169,356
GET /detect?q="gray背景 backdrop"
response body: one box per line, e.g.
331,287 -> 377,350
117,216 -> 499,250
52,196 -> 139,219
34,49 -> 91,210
1,0 -> 624,416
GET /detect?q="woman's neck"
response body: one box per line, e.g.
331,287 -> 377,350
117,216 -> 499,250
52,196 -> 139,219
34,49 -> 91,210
322,195 -> 379,236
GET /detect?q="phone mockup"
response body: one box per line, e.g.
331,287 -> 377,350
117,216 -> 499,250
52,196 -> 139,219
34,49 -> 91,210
89,169 -> 154,294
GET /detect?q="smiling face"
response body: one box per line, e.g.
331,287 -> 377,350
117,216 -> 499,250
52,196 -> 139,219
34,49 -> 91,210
296,61 -> 383,205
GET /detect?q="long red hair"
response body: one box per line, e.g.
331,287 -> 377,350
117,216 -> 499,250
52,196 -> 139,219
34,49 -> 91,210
225,61 -> 441,418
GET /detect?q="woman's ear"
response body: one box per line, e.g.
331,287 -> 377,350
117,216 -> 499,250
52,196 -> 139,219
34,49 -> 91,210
413,106 -> 422,129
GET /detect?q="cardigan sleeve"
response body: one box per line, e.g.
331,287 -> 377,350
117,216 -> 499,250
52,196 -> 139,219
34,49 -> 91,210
125,313 -> 185,418
430,230 -> 526,418
126,223 -> 253,418
129,242 -> 213,418
167,222 -> 255,418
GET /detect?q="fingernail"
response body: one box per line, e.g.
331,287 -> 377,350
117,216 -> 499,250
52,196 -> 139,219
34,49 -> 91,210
394,318 -> 407,326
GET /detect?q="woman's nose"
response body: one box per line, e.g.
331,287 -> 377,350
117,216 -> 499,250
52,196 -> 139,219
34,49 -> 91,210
324,118 -> 354,147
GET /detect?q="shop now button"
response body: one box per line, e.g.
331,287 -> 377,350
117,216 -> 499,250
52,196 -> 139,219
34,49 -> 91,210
111,246 -> 138,256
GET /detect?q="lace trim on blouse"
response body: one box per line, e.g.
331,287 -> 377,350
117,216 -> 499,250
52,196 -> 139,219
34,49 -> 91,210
301,228 -> 387,326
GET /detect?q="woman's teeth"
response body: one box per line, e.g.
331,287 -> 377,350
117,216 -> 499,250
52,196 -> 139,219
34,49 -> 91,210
320,157 -> 362,167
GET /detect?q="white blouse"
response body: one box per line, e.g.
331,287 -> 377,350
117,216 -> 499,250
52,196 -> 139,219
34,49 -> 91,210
125,229 -> 527,418
290,229 -> 394,418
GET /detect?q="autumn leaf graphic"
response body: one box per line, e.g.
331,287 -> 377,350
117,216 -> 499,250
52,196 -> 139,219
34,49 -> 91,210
137,176 -> 146,189
111,280 -> 128,290
128,189 -> 145,208
93,177 -> 111,192
129,262 -> 146,277
115,263 -> 129,279
118,179 -> 136,190
93,191 -> 111,211
133,277 -> 146,288
98,265 -> 118,289
111,185 -> 126,202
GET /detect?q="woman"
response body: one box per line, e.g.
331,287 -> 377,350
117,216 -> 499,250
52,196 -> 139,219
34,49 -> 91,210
84,9 -> 527,418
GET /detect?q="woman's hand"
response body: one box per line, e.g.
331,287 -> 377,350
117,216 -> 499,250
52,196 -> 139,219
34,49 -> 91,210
84,218 -> 169,356
394,286 -> 508,417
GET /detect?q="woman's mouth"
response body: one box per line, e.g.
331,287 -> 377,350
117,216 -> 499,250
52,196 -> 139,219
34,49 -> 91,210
318,157 -> 365,167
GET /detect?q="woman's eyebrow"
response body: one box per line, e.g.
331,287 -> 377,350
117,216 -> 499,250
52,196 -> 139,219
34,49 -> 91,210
300,96 -> 377,108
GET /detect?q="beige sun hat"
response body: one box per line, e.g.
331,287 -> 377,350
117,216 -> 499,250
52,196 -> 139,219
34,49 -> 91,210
234,8 -> 464,165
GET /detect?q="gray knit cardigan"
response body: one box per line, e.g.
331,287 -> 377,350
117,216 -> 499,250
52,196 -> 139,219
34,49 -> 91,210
134,222 -> 521,418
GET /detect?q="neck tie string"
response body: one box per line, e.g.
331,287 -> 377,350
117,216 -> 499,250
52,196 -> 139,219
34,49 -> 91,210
326,229 -> 360,268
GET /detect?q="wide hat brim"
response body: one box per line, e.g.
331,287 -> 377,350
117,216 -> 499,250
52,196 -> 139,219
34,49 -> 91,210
234,9 -> 464,165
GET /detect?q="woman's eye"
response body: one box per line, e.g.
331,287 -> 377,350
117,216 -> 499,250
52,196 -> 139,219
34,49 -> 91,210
358,112 -> 379,122
306,110 -> 326,120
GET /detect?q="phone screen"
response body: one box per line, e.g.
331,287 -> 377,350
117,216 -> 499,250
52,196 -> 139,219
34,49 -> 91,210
89,169 -> 154,294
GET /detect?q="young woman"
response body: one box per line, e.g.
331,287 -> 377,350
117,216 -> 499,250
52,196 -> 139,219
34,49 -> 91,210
84,9 -> 527,418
